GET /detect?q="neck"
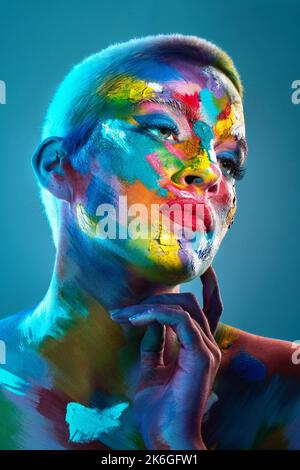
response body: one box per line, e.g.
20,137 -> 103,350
23,226 -> 179,402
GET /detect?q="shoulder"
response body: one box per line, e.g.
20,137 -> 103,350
215,322 -> 300,381
208,323 -> 300,449
0,306 -> 47,393
0,307 -> 35,350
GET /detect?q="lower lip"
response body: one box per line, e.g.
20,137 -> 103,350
160,199 -> 213,232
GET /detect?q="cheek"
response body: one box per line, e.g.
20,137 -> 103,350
213,178 -> 236,224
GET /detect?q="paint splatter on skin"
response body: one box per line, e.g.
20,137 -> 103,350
66,401 -> 129,443
229,352 -> 267,382
99,76 -> 157,102
0,368 -> 29,396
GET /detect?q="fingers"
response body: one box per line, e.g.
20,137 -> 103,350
111,300 -> 218,358
128,308 -> 220,378
110,304 -> 180,323
128,307 -> 208,355
140,322 -> 166,370
140,293 -> 213,342
112,305 -> 200,349
200,266 -> 223,335
111,305 -> 221,376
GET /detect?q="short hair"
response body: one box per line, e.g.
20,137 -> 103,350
40,34 -> 243,246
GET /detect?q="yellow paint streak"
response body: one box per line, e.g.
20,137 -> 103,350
214,323 -> 239,353
40,300 -> 129,403
149,224 -> 182,271
226,203 -> 236,226
99,75 -> 157,102
188,149 -> 217,184
214,109 -> 236,139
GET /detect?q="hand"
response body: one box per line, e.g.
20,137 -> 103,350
110,266 -> 223,450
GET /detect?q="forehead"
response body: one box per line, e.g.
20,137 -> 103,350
98,59 -> 246,153
100,60 -> 244,121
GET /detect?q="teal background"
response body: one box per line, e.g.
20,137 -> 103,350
0,0 -> 299,340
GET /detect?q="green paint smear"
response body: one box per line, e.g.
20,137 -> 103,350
0,393 -> 22,449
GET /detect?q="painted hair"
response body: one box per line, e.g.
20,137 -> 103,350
40,34 -> 243,246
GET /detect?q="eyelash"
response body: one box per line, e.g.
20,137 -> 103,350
218,156 -> 246,180
140,123 -> 179,141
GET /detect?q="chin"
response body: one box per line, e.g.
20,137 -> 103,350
127,238 -> 216,285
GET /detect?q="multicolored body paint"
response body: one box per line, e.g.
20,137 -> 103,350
1,34 -> 300,450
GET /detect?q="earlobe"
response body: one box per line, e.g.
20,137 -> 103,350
32,137 -> 73,202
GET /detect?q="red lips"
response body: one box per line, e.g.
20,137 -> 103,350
160,198 -> 213,233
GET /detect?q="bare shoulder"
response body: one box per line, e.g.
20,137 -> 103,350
202,323 -> 300,449
0,307 -> 44,385
215,322 -> 300,381
0,308 -> 33,351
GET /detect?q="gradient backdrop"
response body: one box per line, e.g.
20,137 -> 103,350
0,0 -> 299,340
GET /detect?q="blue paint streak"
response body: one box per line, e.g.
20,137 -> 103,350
199,89 -> 220,126
229,351 -> 266,382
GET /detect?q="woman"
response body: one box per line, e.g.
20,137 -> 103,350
1,34 -> 300,450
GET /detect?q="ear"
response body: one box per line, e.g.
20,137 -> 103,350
32,137 -> 73,201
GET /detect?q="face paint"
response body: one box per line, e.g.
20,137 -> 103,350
0,369 -> 29,397
98,75 -> 159,102
66,401 -> 130,443
67,60 -> 246,283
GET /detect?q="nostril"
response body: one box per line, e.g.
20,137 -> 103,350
208,182 -> 219,194
185,175 -> 203,185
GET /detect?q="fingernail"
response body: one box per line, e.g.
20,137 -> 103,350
129,313 -> 148,321
110,309 -> 122,317
129,311 -> 151,321
129,314 -> 139,321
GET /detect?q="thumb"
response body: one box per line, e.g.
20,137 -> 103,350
200,266 -> 223,335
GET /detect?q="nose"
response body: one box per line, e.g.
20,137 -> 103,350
171,151 -> 222,194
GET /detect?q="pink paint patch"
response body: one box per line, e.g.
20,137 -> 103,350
146,152 -> 164,176
164,141 -> 186,159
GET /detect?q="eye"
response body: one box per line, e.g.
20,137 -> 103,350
147,125 -> 178,141
132,114 -> 180,142
218,155 -> 246,180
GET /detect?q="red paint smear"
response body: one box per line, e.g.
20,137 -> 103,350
173,91 -> 200,122
63,161 -> 91,201
217,103 -> 231,121
36,388 -> 111,450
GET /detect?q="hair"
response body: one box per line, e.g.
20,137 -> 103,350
39,33 -> 243,247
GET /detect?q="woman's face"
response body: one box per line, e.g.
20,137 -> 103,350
70,59 -> 247,284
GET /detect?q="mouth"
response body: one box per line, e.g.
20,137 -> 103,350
160,198 -> 214,233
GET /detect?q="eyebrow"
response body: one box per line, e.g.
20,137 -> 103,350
139,97 -> 188,115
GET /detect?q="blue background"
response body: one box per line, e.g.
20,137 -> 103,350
0,0 -> 299,340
